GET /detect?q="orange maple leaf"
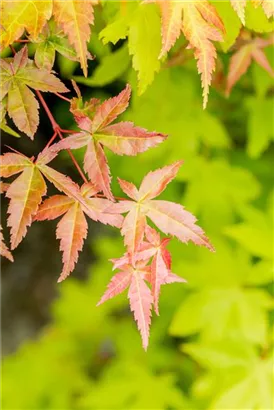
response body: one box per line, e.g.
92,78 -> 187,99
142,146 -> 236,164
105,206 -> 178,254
150,0 -> 225,108
53,0 -> 98,77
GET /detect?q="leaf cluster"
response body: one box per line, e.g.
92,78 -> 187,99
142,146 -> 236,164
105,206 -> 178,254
1,0 -> 273,365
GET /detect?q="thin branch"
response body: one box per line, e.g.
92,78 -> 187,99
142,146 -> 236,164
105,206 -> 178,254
36,90 -> 59,130
45,131 -> 58,150
4,145 -> 25,155
9,44 -> 16,54
54,92 -> 71,103
56,128 -> 88,183
35,91 -> 87,183
14,39 -> 30,43
60,128 -> 79,134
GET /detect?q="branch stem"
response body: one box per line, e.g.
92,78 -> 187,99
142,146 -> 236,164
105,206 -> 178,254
35,91 -> 87,183
36,91 -> 59,130
9,45 -> 16,55
54,92 -> 71,102
8,45 -> 125,202
60,128 -> 79,134
56,128 -> 88,183
45,131 -> 58,149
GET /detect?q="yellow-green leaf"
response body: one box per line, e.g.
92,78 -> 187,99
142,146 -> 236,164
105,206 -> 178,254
128,3 -> 162,95
7,82 -> 39,138
0,0 -> 52,49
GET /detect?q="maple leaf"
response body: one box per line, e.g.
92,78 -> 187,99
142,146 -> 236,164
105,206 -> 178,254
110,225 -> 186,315
33,21 -> 82,71
0,152 -> 47,249
35,149 -> 119,223
128,3 -> 162,95
0,99 -> 20,138
0,0 -> 52,50
99,2 -> 162,95
256,0 -> 274,18
230,0 -> 247,24
0,147 -> 118,251
151,0 -> 225,108
110,161 -> 214,257
97,261 -> 153,350
128,270 -> 153,350
230,0 -> 274,23
52,0 -> 98,77
0,181 -> 10,194
226,35 -> 274,95
143,226 -> 186,314
0,47 -> 68,138
69,79 -> 101,129
35,182 -> 123,282
70,96 -> 100,131
51,85 -> 167,200
0,225 -> 13,262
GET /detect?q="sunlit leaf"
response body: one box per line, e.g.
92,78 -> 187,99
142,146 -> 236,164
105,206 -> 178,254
53,0 -> 98,76
0,0 -> 52,49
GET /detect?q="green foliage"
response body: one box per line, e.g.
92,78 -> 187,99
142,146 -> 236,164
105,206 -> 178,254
73,44 -> 130,87
2,56 -> 273,406
246,96 -> 274,158
100,1 -> 162,94
245,2 -> 274,32
213,1 -> 241,52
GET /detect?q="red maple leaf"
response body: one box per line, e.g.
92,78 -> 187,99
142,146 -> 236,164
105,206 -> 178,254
110,225 -> 186,315
148,0 -> 225,108
35,182 -> 123,282
51,85 -> 167,200
97,261 -> 153,350
108,161 -> 214,258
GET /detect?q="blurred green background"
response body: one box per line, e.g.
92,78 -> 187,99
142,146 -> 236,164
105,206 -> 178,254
1,2 -> 273,409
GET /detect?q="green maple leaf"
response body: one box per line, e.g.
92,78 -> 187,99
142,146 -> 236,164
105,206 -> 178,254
212,1 -> 241,52
100,1 -> 161,95
81,360 -> 189,409
33,20 -> 81,72
246,96 -> 274,158
225,195 -> 273,260
122,69 -> 230,166
179,157 -> 261,230
183,339 -> 272,410
169,240 -> 273,345
245,2 -> 274,33
73,43 -> 130,87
